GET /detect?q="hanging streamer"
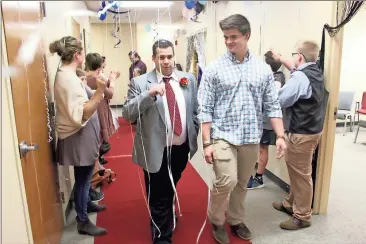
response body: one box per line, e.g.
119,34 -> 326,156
111,14 -> 121,48
258,1 -> 263,57
122,6 -> 163,240
152,21 -> 159,41
196,3 -> 216,243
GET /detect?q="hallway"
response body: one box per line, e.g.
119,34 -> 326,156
61,114 -> 366,243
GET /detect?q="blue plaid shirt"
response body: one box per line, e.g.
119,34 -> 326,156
197,51 -> 282,145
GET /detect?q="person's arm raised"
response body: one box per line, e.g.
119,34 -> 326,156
82,78 -> 106,122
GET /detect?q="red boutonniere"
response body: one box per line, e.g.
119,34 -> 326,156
179,77 -> 189,88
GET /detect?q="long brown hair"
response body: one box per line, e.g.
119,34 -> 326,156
49,36 -> 83,64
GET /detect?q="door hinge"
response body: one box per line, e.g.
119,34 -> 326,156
60,191 -> 65,204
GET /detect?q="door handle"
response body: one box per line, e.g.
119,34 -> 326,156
19,140 -> 38,158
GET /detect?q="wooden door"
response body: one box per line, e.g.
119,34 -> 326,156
72,17 -> 81,40
2,2 -> 64,244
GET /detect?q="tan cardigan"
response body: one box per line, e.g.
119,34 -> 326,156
54,68 -> 89,139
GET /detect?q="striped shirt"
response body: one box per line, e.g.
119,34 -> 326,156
197,51 -> 282,145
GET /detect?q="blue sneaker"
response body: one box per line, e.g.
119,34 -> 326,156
247,176 -> 264,190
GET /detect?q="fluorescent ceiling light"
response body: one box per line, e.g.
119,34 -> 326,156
119,1 -> 173,8
2,1 -> 40,10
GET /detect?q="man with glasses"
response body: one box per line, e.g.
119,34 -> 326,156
271,41 -> 324,230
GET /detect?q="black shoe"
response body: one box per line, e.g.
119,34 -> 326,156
99,155 -> 108,165
90,188 -> 104,203
87,202 -> 106,213
77,219 -> 107,236
102,140 -> 110,147
99,144 -> 111,156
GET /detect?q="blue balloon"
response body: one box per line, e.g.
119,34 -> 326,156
185,0 -> 196,10
199,0 -> 207,4
98,11 -> 107,21
145,24 -> 151,32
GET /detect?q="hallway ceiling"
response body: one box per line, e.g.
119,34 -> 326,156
84,1 -> 184,24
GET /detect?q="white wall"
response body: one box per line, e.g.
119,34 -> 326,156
1,26 -> 33,244
136,24 -> 179,72
340,7 -> 366,106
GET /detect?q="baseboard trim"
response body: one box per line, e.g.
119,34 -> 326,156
265,169 -> 290,193
336,121 -> 359,127
255,163 -> 290,193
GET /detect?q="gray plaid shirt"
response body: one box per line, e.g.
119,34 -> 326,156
197,51 -> 282,145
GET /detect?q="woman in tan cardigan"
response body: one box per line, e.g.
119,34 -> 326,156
51,36 -> 107,236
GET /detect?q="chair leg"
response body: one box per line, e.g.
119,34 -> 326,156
354,125 -> 360,143
343,120 -> 347,136
350,117 -> 354,132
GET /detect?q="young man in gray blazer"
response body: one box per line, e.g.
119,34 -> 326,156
122,39 -> 199,244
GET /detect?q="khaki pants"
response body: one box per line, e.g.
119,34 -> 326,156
283,132 -> 322,222
208,139 -> 259,226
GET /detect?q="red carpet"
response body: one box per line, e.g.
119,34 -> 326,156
95,118 -> 251,244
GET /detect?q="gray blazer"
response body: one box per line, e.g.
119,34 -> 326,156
122,69 -> 199,173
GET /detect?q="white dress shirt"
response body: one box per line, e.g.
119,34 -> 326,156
156,71 -> 187,146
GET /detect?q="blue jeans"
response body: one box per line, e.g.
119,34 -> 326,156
74,164 -> 94,222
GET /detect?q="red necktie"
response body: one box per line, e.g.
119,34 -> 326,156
163,77 -> 182,136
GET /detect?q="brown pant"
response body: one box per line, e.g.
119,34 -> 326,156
208,139 -> 259,226
283,132 -> 322,222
